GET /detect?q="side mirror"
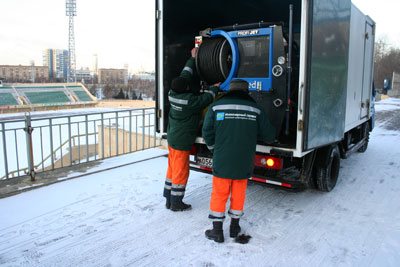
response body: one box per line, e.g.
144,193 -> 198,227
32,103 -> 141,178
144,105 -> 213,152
383,78 -> 391,90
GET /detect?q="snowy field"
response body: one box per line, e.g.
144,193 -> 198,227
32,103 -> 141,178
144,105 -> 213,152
0,98 -> 399,266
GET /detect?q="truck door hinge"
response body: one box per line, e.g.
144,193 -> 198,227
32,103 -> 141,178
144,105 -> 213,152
297,120 -> 304,131
157,109 -> 162,119
156,10 -> 161,20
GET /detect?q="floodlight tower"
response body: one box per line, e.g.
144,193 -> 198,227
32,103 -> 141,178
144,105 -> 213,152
66,0 -> 77,82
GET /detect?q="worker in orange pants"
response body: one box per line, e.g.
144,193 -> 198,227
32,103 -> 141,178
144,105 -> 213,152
163,47 -> 219,211
208,177 -> 248,240
202,79 -> 276,242
164,146 -> 191,211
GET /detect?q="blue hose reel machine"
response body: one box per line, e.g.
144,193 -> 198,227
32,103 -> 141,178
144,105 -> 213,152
196,24 -> 290,138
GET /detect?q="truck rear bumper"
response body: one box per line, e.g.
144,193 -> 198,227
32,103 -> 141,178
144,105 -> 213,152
189,160 -> 308,191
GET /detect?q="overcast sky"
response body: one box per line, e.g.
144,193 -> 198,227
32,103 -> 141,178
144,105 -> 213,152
0,0 -> 398,72
352,0 -> 400,46
0,0 -> 155,72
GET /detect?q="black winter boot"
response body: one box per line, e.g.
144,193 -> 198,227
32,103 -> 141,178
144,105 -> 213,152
163,188 -> 171,209
205,221 -> 224,243
163,179 -> 172,209
229,218 -> 241,238
170,195 -> 192,211
165,197 -> 171,209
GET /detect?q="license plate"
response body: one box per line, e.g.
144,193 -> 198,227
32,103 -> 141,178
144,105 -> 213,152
196,156 -> 213,168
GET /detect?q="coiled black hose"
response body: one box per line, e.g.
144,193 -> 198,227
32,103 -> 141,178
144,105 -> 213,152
196,37 -> 232,85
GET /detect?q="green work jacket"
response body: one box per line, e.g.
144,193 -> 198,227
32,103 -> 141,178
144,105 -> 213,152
202,91 -> 275,179
167,58 -> 219,150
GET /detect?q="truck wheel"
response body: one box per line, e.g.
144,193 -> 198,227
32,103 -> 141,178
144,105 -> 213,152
357,123 -> 369,153
315,145 -> 340,192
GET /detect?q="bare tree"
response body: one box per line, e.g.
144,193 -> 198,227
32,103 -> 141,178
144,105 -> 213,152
374,38 -> 400,90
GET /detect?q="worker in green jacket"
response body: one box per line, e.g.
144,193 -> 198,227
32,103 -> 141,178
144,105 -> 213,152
202,79 -> 275,243
164,48 -> 220,212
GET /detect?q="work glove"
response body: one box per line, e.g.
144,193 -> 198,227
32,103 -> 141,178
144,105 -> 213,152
191,47 -> 198,58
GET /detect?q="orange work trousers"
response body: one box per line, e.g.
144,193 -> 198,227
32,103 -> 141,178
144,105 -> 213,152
210,176 -> 248,214
166,146 -> 190,186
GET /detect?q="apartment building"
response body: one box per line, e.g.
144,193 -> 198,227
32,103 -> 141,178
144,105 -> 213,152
98,68 -> 127,84
0,65 -> 49,83
43,49 -> 69,81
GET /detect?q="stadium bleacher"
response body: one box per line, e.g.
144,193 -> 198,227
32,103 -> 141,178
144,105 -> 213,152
0,92 -> 18,106
68,86 -> 93,102
24,91 -> 71,105
73,90 -> 93,101
0,83 -> 96,108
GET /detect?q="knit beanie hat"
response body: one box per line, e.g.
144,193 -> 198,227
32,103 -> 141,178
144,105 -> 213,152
171,77 -> 189,93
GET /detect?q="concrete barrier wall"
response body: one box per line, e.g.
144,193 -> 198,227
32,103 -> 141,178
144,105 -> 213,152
98,126 -> 158,158
96,100 -> 155,108
0,103 -> 97,114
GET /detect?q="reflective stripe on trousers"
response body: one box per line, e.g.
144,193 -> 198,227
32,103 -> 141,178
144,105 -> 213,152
171,183 -> 186,196
165,145 -> 190,190
209,176 -> 247,221
208,210 -> 225,222
164,178 -> 172,190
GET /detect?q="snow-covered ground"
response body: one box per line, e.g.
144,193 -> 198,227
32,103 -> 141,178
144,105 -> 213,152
0,99 -> 399,266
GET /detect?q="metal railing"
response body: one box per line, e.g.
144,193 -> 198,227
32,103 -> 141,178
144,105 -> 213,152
0,108 -> 161,180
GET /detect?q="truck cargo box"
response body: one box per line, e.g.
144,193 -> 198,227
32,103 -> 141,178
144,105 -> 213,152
156,0 -> 374,156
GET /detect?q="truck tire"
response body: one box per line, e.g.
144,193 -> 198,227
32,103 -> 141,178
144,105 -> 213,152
357,123 -> 369,153
315,145 -> 340,192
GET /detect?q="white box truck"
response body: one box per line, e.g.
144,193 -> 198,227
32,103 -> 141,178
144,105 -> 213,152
155,0 -> 375,191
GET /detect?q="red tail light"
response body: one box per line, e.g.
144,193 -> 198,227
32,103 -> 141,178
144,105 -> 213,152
190,145 -> 198,155
254,155 -> 283,170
